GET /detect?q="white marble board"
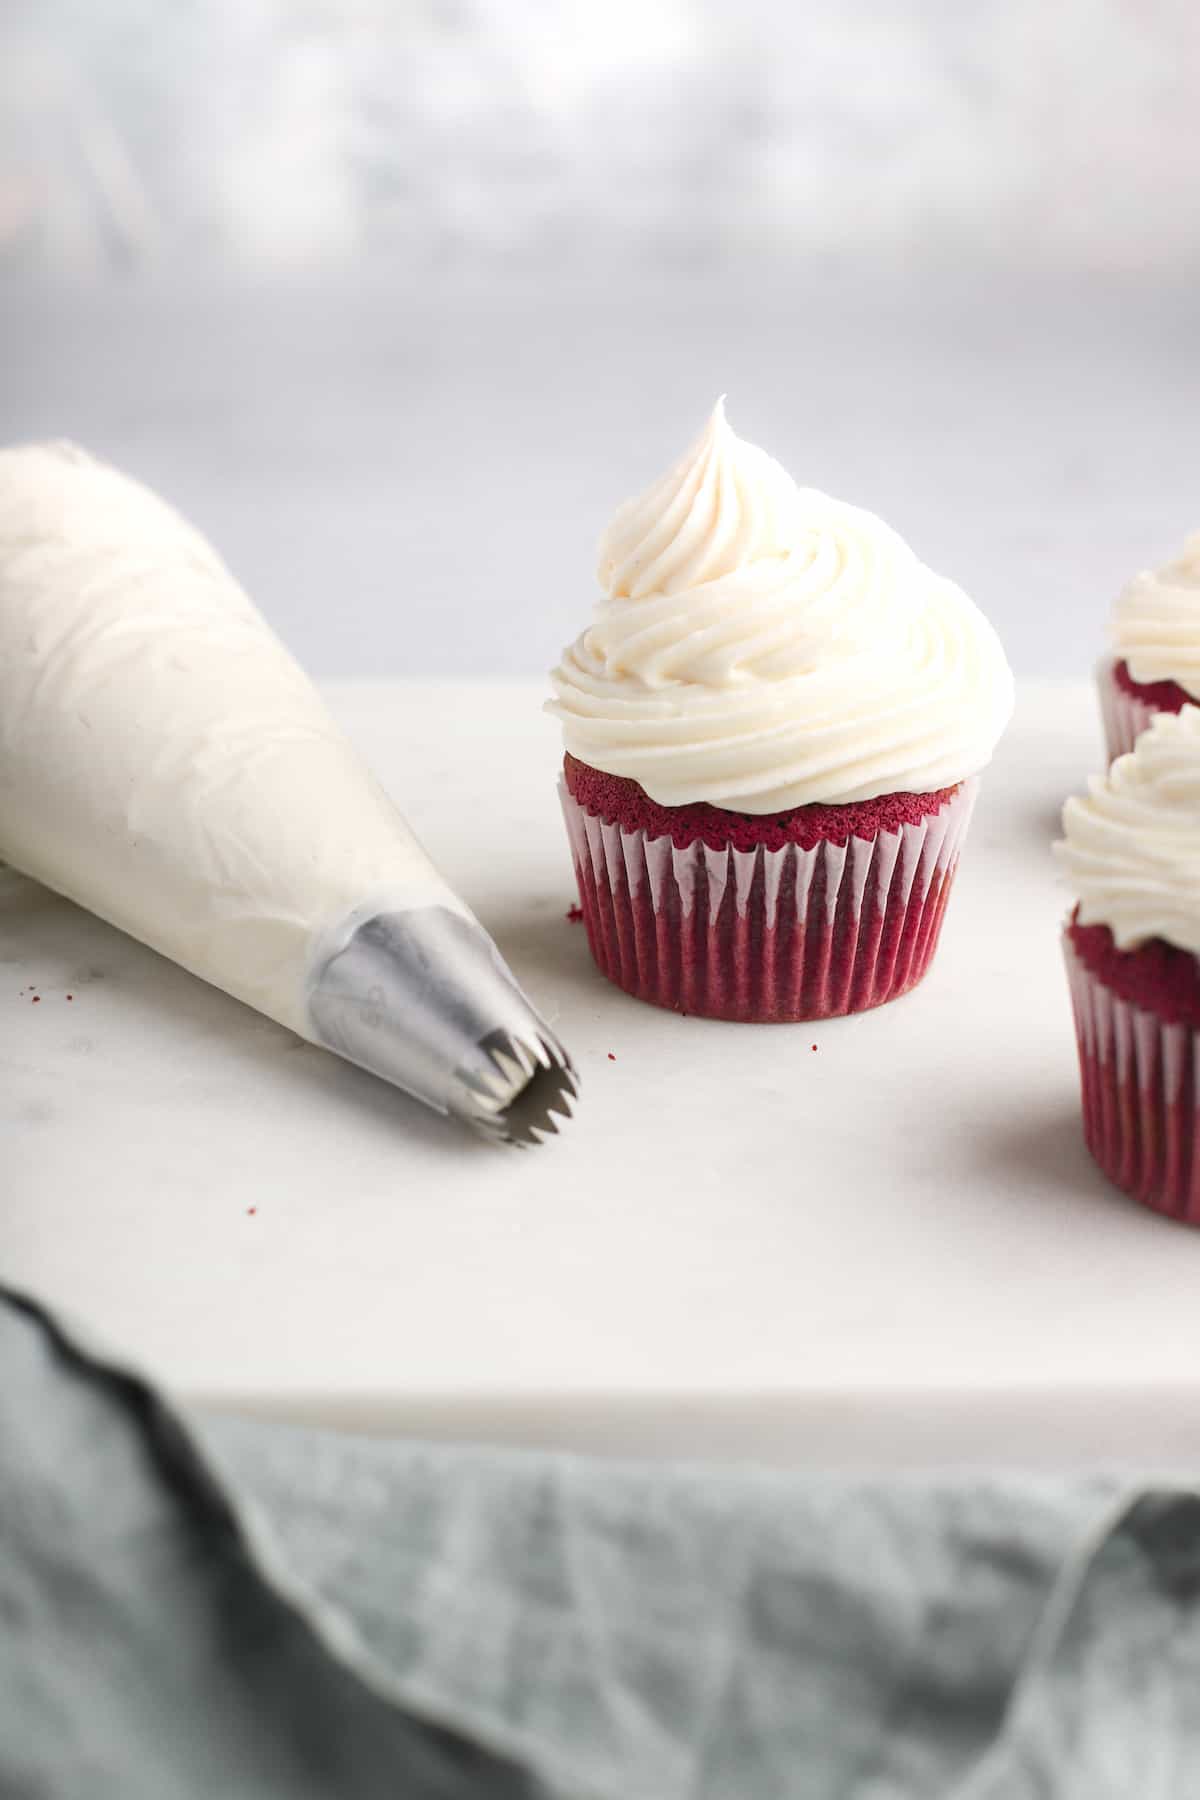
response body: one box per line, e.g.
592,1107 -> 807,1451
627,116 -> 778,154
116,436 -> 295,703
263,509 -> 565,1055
4,679 -> 1198,1469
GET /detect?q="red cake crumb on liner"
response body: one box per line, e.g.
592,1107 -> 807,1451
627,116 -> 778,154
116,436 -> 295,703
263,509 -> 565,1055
1063,922 -> 1200,1225
1099,654 -> 1193,762
560,769 -> 977,1022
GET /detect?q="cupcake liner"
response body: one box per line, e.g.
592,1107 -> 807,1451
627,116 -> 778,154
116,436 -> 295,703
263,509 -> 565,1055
1097,655 -> 1171,761
561,780 -> 977,1022
1063,933 -> 1200,1224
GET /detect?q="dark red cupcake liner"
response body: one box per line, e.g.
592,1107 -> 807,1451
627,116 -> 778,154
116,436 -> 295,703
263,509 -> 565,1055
1064,932 -> 1200,1224
561,780 -> 976,1022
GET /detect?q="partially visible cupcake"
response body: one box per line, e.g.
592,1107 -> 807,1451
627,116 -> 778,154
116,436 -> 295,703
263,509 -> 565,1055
1057,708 -> 1200,1224
547,400 -> 1014,1022
1100,535 -> 1200,760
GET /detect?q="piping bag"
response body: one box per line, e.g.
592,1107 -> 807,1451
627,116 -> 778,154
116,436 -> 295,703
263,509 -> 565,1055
0,444 -> 577,1145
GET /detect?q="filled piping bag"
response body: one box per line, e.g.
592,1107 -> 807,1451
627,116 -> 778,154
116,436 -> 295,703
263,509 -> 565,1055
0,443 -> 577,1145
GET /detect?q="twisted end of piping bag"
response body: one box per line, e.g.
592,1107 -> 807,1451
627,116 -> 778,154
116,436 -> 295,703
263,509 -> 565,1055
308,906 -> 578,1147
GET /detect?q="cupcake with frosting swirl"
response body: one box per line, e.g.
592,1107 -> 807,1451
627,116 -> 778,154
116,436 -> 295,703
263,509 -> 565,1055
1100,535 -> 1200,760
1057,707 -> 1200,1223
548,401 -> 1014,1020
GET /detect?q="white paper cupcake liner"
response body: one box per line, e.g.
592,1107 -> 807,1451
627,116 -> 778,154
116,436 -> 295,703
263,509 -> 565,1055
561,779 -> 977,1021
1064,932 -> 1200,1223
1097,654 -> 1175,762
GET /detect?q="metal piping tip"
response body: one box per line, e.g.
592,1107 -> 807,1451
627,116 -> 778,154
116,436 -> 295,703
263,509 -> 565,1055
308,905 -> 578,1147
456,1026 -> 579,1148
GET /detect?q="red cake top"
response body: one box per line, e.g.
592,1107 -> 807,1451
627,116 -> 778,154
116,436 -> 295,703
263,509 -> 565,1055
1113,659 -> 1193,713
564,754 -> 959,853
1069,911 -> 1200,1028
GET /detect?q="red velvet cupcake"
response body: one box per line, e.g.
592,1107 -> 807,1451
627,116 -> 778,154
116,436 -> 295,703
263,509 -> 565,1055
1101,535 -> 1200,759
548,401 -> 1013,1022
1058,709 -> 1200,1223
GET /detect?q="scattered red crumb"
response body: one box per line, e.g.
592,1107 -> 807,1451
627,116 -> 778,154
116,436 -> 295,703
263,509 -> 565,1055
1113,658 -> 1194,712
31,996 -> 40,1004
564,753 -> 958,852
1069,909 -> 1200,1028
811,1044 -> 818,1052
66,994 -> 73,1002
247,1207 -> 257,1216
566,903 -> 584,923
607,1052 -> 616,1061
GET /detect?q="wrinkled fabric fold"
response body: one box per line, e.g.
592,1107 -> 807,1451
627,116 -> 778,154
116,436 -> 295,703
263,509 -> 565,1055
6,1287 -> 1200,1799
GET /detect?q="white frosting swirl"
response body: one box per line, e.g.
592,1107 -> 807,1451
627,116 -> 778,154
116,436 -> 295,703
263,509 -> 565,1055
1111,534 -> 1200,699
548,401 -> 1014,810
1056,706 -> 1200,955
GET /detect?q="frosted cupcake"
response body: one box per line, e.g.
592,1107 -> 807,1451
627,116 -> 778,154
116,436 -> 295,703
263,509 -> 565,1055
1057,709 -> 1200,1223
547,401 -> 1014,1021
1100,535 -> 1200,760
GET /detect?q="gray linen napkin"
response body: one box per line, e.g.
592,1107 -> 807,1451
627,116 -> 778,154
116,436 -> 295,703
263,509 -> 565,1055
2,1286 -> 1198,1799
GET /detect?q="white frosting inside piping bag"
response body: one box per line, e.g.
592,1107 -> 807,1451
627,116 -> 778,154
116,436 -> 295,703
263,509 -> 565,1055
549,399 -> 1014,810
0,442 -> 463,1038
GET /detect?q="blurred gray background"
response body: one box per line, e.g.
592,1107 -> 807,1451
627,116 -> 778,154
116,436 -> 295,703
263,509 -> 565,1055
1,0 -> 1198,678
